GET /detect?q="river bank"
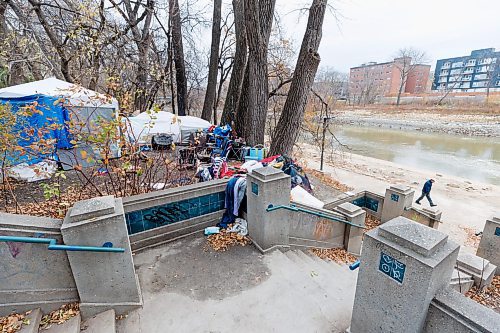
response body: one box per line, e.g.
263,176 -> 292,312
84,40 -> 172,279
335,107 -> 500,137
298,144 -> 500,253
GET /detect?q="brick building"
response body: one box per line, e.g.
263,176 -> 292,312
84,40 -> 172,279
349,57 -> 430,103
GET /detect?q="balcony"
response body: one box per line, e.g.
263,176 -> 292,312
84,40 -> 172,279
451,62 -> 464,68
438,78 -> 447,83
463,69 -> 474,74
442,63 -> 451,69
461,76 -> 472,81
439,71 -> 449,76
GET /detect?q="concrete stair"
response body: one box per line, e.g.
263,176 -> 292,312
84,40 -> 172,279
18,308 -> 42,333
11,308 -> 117,333
271,249 -> 358,332
80,309 -> 116,333
43,314 -> 80,333
449,269 -> 474,294
456,250 -> 497,290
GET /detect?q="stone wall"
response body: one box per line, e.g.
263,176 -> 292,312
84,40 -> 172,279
324,191 -> 384,219
123,179 -> 229,252
0,213 -> 78,316
423,288 -> 500,332
402,207 -> 441,229
288,203 -> 346,249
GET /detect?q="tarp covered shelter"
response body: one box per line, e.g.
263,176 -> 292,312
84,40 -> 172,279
0,78 -> 120,169
0,94 -> 72,165
125,111 -> 211,144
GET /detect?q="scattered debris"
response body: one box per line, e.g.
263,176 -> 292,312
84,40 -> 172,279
304,168 -> 353,192
311,247 -> 357,265
205,225 -> 251,252
39,303 -> 79,330
0,311 -> 29,333
364,215 -> 381,232
466,275 -> 500,313
460,225 -> 481,249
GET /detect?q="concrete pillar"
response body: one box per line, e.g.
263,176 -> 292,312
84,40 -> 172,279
61,196 -> 142,318
476,215 -> 500,274
381,185 -> 415,223
334,202 -> 366,256
246,167 -> 291,252
422,207 -> 442,229
350,216 -> 459,333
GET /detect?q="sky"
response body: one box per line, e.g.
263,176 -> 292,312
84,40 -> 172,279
275,0 -> 500,72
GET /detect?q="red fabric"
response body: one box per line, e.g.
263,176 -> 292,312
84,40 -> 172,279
260,154 -> 281,164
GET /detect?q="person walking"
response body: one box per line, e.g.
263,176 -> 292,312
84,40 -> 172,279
416,179 -> 436,207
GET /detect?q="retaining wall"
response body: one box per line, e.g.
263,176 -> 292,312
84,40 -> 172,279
288,203 -> 346,249
123,179 -> 229,252
423,288 -> 500,332
0,213 -> 78,316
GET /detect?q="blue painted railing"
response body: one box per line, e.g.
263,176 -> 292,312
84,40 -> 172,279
266,204 -> 366,229
0,236 -> 125,253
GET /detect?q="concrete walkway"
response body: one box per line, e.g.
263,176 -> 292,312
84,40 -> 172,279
117,236 -> 357,333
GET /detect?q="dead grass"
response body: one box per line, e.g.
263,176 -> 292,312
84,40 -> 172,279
311,247 -> 357,265
466,275 -> 500,313
459,225 -> 481,249
364,214 -> 381,233
304,168 -> 353,192
205,226 -> 252,252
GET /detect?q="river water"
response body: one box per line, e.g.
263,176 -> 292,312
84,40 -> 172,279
332,126 -> 500,186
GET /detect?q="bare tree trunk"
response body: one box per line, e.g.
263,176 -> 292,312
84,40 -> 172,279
270,0 -> 327,156
241,0 -> 275,146
28,0 -> 74,83
201,0 -> 222,121
220,0 -> 247,126
169,0 -> 188,116
0,0 -> 7,38
396,79 -> 404,106
235,67 -> 249,136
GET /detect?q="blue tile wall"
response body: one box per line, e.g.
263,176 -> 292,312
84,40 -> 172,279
379,252 -> 406,284
352,196 -> 379,212
125,191 -> 226,235
391,194 -> 399,202
495,227 -> 500,237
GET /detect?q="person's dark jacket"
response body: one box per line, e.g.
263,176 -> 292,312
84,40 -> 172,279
422,180 -> 433,194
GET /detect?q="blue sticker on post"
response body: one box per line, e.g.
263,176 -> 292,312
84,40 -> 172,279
251,182 -> 259,195
391,194 -> 399,202
379,252 -> 406,283
495,227 -> 500,236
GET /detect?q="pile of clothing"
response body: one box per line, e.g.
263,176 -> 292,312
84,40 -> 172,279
218,175 -> 247,229
195,156 -> 235,182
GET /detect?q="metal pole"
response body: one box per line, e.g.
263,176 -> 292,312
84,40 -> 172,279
320,117 -> 327,171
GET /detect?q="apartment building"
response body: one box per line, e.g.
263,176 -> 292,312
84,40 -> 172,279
432,48 -> 500,92
349,57 -> 430,102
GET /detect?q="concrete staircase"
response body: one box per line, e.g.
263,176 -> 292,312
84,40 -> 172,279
16,308 -> 116,333
456,250 -> 497,290
271,249 -> 358,332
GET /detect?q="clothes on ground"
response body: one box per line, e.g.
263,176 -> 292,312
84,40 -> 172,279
228,218 -> 248,236
240,160 -> 264,174
233,177 -> 247,215
219,175 -> 246,228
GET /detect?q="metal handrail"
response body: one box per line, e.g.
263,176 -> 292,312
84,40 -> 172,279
0,236 -> 125,253
266,204 -> 366,229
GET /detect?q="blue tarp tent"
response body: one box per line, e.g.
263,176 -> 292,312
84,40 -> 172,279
0,94 -> 72,166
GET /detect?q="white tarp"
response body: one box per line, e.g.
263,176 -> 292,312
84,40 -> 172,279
0,77 -> 119,109
125,111 -> 211,144
291,186 -> 325,209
